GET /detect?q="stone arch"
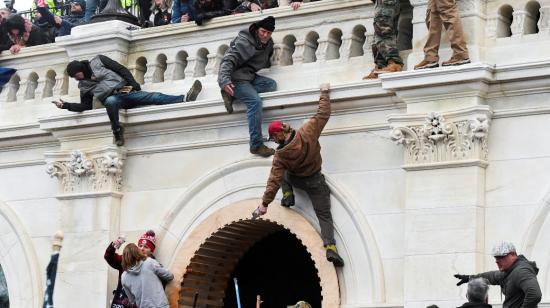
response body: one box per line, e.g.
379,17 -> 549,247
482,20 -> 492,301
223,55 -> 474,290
350,25 -> 367,58
524,1 -> 541,34
135,57 -> 148,84
154,54 -> 168,83
497,4 -> 514,38
304,31 -> 320,63
43,70 -> 57,98
156,158 -> 385,307
194,48 -> 210,77
326,28 -> 343,60
174,51 -> 189,80
0,199 -> 42,307
522,187 -> 550,296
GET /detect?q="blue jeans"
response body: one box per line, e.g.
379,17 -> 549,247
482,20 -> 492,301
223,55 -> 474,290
103,91 -> 184,131
84,0 -> 96,22
233,75 -> 277,149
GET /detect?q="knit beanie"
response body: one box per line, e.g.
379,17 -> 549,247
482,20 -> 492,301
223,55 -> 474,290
254,16 -> 275,31
138,230 -> 157,253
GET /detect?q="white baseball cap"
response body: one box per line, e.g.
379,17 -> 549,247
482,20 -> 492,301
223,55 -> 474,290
491,241 -> 516,257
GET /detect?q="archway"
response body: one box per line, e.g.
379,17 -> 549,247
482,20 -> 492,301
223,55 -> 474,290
179,219 -> 322,307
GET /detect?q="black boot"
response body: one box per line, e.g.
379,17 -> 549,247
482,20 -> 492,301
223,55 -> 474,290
221,90 -> 234,114
185,80 -> 202,102
325,244 -> 344,267
113,127 -> 125,146
281,190 -> 295,207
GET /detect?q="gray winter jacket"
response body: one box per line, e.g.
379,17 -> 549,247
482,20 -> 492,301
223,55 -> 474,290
217,25 -> 273,88
121,257 -> 174,308
474,255 -> 542,308
79,55 -> 127,103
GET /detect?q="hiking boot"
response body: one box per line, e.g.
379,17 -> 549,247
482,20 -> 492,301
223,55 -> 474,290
442,57 -> 471,67
221,90 -> 234,114
281,190 -> 295,207
414,59 -> 439,70
113,127 -> 125,147
362,68 -> 380,80
325,244 -> 344,267
185,80 -> 202,102
375,60 -> 403,74
250,145 -> 275,157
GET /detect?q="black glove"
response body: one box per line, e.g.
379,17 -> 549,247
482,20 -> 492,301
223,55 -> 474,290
454,274 -> 470,286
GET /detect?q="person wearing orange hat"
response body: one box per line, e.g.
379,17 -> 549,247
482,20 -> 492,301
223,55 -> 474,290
253,83 -> 344,267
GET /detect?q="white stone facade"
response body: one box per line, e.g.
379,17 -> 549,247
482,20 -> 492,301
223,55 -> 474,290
0,0 -> 550,307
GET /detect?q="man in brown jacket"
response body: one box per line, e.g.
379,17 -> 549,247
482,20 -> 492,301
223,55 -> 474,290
254,83 -> 344,267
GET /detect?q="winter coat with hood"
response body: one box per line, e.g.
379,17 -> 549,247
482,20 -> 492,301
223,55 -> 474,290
473,255 -> 542,308
217,22 -> 273,88
262,90 -> 330,205
121,257 -> 174,308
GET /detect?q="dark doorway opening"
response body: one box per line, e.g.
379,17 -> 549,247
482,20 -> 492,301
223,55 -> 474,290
223,229 -> 322,308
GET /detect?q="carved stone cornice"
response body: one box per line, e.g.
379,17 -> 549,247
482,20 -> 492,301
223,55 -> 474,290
388,106 -> 492,170
45,146 -> 126,197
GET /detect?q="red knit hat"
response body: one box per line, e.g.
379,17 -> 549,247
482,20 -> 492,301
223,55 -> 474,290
268,121 -> 284,140
138,230 -> 156,253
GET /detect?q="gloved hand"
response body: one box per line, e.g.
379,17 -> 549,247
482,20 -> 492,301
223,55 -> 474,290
454,274 -> 471,286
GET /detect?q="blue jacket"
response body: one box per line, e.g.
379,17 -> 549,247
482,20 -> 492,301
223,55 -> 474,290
170,0 -> 195,23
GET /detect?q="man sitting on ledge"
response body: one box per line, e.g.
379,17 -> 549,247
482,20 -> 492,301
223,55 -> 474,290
53,55 -> 202,146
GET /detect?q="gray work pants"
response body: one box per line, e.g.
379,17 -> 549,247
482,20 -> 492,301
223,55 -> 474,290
282,171 -> 335,246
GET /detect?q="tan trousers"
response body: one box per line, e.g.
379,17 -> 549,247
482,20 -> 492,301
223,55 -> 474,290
423,0 -> 469,61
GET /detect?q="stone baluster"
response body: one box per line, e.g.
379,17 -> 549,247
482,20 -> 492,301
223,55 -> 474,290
184,57 -> 198,78
34,79 -> 46,101
164,60 -> 177,81
270,43 -> 284,66
52,75 -> 67,97
205,53 -> 223,75
144,63 -> 159,84
292,40 -> 306,64
485,15 -> 498,39
339,34 -> 354,61
510,10 -> 526,36
315,38 -> 329,62
538,6 -> 550,34
363,34 -> 375,64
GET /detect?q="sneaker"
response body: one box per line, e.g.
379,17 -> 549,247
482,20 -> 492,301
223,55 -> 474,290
414,59 -> 439,70
185,80 -> 202,102
375,60 -> 403,74
325,244 -> 344,267
250,145 -> 275,157
113,127 -> 125,147
221,90 -> 234,114
442,57 -> 471,67
362,68 -> 380,80
281,190 -> 295,207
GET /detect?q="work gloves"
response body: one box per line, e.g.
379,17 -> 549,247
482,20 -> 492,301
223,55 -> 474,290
454,274 -> 471,286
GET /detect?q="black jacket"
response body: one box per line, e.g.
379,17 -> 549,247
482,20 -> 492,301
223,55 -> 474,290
63,55 -> 141,112
458,302 -> 492,308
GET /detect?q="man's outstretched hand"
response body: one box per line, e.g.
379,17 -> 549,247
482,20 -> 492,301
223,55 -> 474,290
52,99 -> 65,109
320,83 -> 330,93
454,274 -> 470,286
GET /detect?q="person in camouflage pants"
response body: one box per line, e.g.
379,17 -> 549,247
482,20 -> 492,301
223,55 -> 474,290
363,0 -> 404,79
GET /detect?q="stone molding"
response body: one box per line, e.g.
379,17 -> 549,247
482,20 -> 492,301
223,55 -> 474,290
388,107 -> 492,169
45,146 -> 126,197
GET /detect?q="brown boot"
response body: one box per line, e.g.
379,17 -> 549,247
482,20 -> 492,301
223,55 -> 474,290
442,57 -> 471,67
362,68 -> 380,80
375,60 -> 403,74
414,59 -> 439,70
250,144 -> 275,157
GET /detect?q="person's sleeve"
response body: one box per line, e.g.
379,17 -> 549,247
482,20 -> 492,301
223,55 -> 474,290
299,90 -> 330,140
98,54 -> 141,90
151,259 -> 174,282
473,270 -> 506,285
518,267 -> 542,308
261,157 -> 285,206
62,91 -> 94,112
104,243 -> 123,271
217,35 -> 255,88
171,0 -> 181,23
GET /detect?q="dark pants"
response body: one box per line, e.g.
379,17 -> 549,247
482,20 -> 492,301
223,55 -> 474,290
283,171 -> 335,246
103,91 -> 184,131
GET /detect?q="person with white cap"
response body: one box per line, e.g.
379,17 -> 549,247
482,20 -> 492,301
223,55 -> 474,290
253,83 -> 344,267
454,241 -> 542,308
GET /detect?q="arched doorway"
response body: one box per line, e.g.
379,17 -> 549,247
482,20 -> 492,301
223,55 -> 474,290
179,219 -> 322,307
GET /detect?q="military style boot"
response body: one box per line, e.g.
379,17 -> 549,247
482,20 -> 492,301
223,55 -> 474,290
113,126 -> 125,147
250,144 -> 275,157
185,80 -> 202,102
325,244 -> 344,267
281,190 -> 295,207
375,59 -> 403,74
221,90 -> 234,114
